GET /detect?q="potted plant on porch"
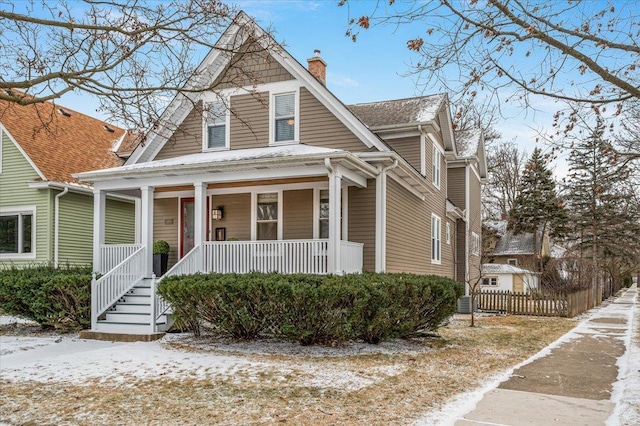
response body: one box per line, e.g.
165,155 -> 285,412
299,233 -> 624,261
153,240 -> 170,277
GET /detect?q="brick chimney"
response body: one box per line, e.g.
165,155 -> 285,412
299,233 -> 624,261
307,49 -> 327,86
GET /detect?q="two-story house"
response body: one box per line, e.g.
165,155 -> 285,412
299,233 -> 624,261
75,12 -> 486,336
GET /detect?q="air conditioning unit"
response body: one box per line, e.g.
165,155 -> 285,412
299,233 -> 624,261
457,295 -> 477,314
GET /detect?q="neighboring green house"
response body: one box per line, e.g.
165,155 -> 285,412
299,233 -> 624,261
0,95 -> 139,268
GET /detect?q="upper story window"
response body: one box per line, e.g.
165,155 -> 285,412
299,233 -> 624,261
0,207 -> 35,259
205,102 -> 228,150
432,144 -> 441,188
271,91 -> 298,144
431,214 -> 442,264
508,258 -> 518,266
471,231 -> 480,256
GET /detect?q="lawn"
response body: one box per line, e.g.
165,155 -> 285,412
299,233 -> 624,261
0,314 -> 576,425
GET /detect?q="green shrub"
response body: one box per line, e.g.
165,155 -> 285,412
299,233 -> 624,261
153,240 -> 170,255
158,272 -> 463,345
0,264 -> 92,330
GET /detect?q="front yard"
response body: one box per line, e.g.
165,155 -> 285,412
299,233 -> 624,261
0,314 -> 575,425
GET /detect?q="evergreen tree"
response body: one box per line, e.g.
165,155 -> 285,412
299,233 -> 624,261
509,148 -> 567,270
564,118 -> 640,293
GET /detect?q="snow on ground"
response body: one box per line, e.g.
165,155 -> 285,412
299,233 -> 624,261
0,315 -> 38,326
415,285 -> 640,426
0,329 -> 406,391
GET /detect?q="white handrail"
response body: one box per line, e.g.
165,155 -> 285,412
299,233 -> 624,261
91,246 -> 145,329
100,244 -> 142,273
153,245 -> 202,326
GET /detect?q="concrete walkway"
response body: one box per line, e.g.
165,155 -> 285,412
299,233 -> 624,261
454,284 -> 638,426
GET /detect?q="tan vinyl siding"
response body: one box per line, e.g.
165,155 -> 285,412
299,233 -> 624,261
447,166 -> 466,209
283,190 -> 313,239
386,137 -> 422,173
456,218 -> 466,283
105,199 -> 135,245
154,103 -> 204,160
153,198 -> 179,268
300,88 -> 369,152
468,168 -> 482,284
214,43 -> 293,89
513,274 -> 524,293
230,92 -> 269,150
0,132 -> 51,267
385,177 -> 454,277
210,193 -> 251,241
348,182 -> 376,272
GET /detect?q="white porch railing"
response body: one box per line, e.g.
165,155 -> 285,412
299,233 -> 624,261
340,241 -> 364,274
91,246 -> 145,329
203,240 -> 329,274
100,244 -> 142,274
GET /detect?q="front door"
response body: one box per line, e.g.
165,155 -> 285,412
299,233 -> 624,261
180,198 -> 209,258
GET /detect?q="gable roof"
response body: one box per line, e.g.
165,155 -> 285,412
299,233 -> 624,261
482,263 -> 537,275
485,220 -> 546,256
0,94 -> 130,185
454,127 -> 487,179
127,11 -> 390,165
348,94 -> 446,128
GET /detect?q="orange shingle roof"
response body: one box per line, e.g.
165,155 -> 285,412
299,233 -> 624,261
0,94 -> 130,185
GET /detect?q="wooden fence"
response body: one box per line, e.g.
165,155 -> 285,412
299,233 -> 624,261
476,284 -> 602,318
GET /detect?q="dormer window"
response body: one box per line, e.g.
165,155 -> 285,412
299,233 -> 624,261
204,102 -> 228,150
271,90 -> 299,145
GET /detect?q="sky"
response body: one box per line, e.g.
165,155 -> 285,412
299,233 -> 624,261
54,0 -> 562,173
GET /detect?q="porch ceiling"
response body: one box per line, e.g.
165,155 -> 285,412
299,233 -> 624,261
74,144 -> 379,186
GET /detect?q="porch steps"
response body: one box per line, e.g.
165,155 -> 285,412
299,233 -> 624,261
94,279 -> 172,335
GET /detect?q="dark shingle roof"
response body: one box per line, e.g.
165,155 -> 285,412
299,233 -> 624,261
486,220 -> 543,256
347,94 -> 445,128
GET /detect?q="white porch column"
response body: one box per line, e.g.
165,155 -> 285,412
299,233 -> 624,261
134,197 -> 142,245
92,189 -> 106,274
375,170 -> 386,273
328,167 -> 342,274
140,186 -> 155,278
194,182 -> 207,247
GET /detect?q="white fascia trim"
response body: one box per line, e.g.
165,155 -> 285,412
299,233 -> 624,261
110,132 -> 127,153
127,16 -> 246,165
0,123 -> 47,180
420,133 -> 426,176
27,181 -> 137,203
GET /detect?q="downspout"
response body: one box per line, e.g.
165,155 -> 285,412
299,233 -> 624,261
375,159 -> 398,272
54,187 -> 69,268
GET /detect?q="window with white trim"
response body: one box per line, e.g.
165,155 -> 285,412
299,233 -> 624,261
272,92 -> 297,144
319,189 -> 329,239
432,145 -> 441,188
431,214 -> 441,263
482,277 -> 498,286
256,193 -> 278,240
507,258 -> 518,266
446,222 -> 451,244
204,102 -> 227,150
0,208 -> 35,258
471,232 -> 480,256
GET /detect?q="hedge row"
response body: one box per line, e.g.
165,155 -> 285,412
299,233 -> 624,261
158,272 -> 463,345
0,265 -> 92,330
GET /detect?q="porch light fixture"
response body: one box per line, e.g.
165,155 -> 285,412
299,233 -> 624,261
211,206 -> 223,220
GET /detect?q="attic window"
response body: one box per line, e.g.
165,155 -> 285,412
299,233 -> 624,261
103,125 -> 115,133
58,108 -> 71,117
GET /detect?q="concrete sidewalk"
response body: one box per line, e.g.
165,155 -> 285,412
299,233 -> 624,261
454,284 -> 638,426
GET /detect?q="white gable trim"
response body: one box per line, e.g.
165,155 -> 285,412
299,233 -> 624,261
0,123 -> 47,180
127,12 -> 388,165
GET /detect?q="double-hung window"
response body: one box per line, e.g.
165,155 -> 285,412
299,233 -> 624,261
432,145 -> 441,188
205,102 -> 227,150
482,277 -> 498,286
471,232 -> 480,256
273,92 -> 296,143
431,214 -> 442,263
0,208 -> 35,258
319,189 -> 329,239
256,193 -> 278,240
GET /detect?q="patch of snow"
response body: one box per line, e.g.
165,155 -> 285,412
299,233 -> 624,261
415,287 -> 638,425
0,315 -> 38,326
